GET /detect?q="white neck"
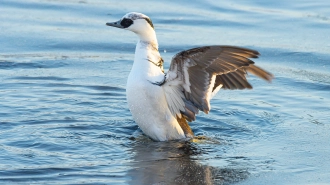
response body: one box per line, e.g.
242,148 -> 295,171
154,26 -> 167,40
129,29 -> 164,81
136,28 -> 158,49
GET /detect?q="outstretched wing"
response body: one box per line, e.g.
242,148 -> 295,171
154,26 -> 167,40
162,45 -> 273,122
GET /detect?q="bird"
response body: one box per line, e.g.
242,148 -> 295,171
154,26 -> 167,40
106,12 -> 273,142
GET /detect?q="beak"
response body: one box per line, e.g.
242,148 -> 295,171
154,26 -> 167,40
106,20 -> 124,29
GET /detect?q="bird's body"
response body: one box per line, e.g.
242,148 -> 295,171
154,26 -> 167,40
126,41 -> 186,141
106,12 -> 273,141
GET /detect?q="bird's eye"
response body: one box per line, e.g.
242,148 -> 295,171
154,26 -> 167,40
120,18 -> 133,28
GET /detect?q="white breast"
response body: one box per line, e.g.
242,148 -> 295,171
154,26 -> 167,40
125,42 -> 185,141
126,73 -> 185,141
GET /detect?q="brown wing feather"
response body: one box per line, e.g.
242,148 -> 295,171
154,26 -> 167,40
166,45 -> 273,123
176,115 -> 194,138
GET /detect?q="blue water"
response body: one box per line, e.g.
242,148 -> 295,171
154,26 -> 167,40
1,0 -> 330,184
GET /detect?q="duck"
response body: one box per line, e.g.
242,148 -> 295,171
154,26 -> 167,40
106,12 -> 273,141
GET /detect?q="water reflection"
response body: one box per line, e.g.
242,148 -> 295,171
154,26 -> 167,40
127,138 -> 249,185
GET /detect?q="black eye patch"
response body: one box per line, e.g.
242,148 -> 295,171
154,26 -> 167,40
120,18 -> 133,28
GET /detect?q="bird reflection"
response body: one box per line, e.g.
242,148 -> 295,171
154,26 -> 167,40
126,137 -> 249,185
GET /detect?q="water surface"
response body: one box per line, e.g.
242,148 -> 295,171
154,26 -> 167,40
1,0 -> 330,184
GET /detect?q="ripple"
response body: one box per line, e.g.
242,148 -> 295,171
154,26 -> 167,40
0,61 -> 67,69
11,76 -> 70,81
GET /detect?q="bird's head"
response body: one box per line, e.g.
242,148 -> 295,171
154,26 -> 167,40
106,12 -> 155,42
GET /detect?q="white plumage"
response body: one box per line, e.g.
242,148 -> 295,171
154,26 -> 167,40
106,12 -> 273,141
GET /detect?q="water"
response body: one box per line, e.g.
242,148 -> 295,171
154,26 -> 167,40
1,0 -> 330,184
